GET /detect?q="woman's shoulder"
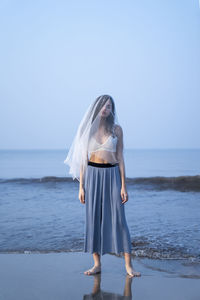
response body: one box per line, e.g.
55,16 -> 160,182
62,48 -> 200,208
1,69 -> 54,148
113,124 -> 123,137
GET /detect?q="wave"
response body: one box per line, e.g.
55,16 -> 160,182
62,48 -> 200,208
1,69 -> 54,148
127,175 -> 200,192
0,176 -> 72,184
0,175 -> 200,192
0,245 -> 199,263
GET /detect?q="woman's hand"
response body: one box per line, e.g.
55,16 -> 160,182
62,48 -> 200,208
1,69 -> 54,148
121,186 -> 128,204
79,186 -> 85,204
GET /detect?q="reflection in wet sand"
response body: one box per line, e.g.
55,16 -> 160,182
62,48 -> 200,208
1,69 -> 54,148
83,273 -> 134,299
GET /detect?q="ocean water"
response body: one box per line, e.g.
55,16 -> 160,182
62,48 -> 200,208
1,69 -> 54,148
0,149 -> 200,263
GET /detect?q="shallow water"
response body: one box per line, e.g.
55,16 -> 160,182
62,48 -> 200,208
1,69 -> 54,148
0,149 -> 199,262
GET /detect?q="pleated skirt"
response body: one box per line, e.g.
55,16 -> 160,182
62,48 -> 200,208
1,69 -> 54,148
83,161 -> 132,256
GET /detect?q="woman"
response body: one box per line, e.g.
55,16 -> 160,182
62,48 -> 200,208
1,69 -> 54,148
64,95 -> 141,277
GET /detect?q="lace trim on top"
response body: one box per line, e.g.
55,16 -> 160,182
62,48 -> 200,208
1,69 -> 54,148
89,125 -> 118,153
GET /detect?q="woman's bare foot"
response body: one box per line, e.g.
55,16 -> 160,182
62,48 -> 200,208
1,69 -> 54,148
84,265 -> 101,275
125,264 -> 141,277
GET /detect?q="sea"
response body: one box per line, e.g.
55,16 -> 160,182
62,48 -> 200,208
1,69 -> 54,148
0,149 -> 200,263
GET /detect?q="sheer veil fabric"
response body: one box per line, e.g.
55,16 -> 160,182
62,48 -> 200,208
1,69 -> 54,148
64,95 -> 123,182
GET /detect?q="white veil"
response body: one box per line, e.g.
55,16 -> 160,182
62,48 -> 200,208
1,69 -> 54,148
64,95 -> 121,182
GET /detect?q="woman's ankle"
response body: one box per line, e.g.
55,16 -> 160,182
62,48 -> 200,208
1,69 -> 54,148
125,263 -> 133,268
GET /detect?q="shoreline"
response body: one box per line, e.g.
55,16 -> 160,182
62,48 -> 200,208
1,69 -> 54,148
0,252 -> 199,299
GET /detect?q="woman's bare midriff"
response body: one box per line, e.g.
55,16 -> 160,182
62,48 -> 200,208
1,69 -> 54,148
89,154 -> 118,164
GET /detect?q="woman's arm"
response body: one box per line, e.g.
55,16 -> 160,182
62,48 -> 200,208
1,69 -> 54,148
115,125 -> 128,203
79,150 -> 88,189
116,125 -> 126,188
79,163 -> 85,189
79,157 -> 87,204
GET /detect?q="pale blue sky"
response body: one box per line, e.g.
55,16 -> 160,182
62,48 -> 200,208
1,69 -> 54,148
0,0 -> 200,150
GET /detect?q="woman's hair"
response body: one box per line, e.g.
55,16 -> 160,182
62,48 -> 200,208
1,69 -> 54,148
91,95 -> 116,134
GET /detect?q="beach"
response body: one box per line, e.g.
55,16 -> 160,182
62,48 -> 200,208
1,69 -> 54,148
0,149 -> 200,299
0,252 -> 199,300
1,0 -> 200,298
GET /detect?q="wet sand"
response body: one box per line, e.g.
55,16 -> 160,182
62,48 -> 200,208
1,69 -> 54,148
0,252 -> 199,299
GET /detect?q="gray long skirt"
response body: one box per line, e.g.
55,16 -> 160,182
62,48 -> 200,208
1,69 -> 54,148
83,161 -> 132,256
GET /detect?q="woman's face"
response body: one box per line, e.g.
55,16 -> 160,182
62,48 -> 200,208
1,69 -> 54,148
100,99 -> 112,118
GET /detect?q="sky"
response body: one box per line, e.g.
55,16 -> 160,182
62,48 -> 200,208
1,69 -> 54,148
0,0 -> 200,150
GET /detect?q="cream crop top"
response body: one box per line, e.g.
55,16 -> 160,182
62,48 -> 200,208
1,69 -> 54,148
88,134 -> 118,154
